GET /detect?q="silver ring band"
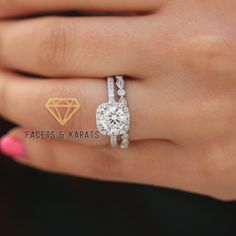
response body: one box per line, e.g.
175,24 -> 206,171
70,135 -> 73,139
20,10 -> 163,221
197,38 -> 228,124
107,76 -> 115,103
115,76 -> 129,148
107,77 -> 118,147
96,75 -> 130,148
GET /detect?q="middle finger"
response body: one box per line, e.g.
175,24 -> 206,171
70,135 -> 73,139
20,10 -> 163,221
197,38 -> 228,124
0,16 -> 156,78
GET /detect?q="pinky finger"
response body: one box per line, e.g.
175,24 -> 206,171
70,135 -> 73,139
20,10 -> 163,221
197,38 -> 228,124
0,128 -> 179,183
1,128 -> 232,200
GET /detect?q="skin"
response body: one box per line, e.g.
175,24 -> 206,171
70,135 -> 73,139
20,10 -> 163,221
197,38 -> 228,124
0,0 -> 236,200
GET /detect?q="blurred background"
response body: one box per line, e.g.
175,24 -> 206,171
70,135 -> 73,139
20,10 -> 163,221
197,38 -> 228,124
1,118 -> 236,236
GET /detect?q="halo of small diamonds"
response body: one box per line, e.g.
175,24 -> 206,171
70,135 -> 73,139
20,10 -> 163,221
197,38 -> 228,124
96,102 -> 130,136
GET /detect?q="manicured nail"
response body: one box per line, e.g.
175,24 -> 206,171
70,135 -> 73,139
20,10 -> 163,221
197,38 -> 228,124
0,136 -> 25,159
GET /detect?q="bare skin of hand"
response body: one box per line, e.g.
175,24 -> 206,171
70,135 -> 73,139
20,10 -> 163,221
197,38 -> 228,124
0,0 -> 236,200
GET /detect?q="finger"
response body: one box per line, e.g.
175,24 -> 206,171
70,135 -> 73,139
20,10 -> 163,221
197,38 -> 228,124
0,0 -> 161,18
0,128 -> 179,185
0,128 -> 224,199
0,16 -> 160,78
0,71 -> 173,145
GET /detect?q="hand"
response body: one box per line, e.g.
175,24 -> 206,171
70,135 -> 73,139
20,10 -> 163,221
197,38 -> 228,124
1,0 -> 236,200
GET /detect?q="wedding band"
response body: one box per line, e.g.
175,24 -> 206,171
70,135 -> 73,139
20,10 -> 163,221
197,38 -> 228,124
96,76 -> 130,148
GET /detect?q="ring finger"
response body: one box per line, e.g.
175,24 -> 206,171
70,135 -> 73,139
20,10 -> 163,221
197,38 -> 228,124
0,71 -> 174,146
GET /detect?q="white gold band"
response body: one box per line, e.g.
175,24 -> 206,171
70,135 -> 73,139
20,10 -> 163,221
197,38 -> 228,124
110,135 -> 118,147
107,76 -> 115,103
96,76 -> 130,149
107,77 -> 118,147
115,76 -> 129,148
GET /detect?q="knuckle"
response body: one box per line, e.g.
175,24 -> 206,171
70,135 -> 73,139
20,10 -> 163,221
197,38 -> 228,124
205,150 -> 229,178
206,98 -> 231,123
184,35 -> 236,75
87,148 -> 125,180
37,18 -> 74,75
201,143 -> 236,190
194,95 -> 235,137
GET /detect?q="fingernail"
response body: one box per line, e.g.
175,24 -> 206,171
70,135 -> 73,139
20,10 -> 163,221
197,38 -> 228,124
0,136 -> 25,159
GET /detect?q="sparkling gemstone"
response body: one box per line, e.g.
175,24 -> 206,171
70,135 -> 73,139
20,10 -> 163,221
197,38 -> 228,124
116,77 -> 124,89
118,89 -> 126,96
121,134 -> 129,139
96,102 -> 130,136
121,140 -> 129,149
119,96 -> 127,104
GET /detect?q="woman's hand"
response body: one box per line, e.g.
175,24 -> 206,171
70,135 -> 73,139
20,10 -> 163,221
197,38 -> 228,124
1,0 -> 236,200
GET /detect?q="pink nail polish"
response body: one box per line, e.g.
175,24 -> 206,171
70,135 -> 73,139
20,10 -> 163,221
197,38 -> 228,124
0,136 -> 25,158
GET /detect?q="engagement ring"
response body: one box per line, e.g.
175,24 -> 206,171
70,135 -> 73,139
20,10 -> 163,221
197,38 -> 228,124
96,76 -> 130,148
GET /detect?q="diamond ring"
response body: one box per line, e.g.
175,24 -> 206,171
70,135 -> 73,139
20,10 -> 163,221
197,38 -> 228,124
96,76 -> 130,148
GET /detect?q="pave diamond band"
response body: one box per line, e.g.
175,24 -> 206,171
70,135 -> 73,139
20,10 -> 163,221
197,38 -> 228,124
96,76 -> 130,148
107,76 -> 115,103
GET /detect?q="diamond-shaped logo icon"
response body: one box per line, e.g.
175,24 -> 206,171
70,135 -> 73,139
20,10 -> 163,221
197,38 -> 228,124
45,98 -> 80,126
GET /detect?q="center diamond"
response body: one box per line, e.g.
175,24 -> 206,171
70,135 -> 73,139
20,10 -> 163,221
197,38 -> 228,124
96,102 -> 130,136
